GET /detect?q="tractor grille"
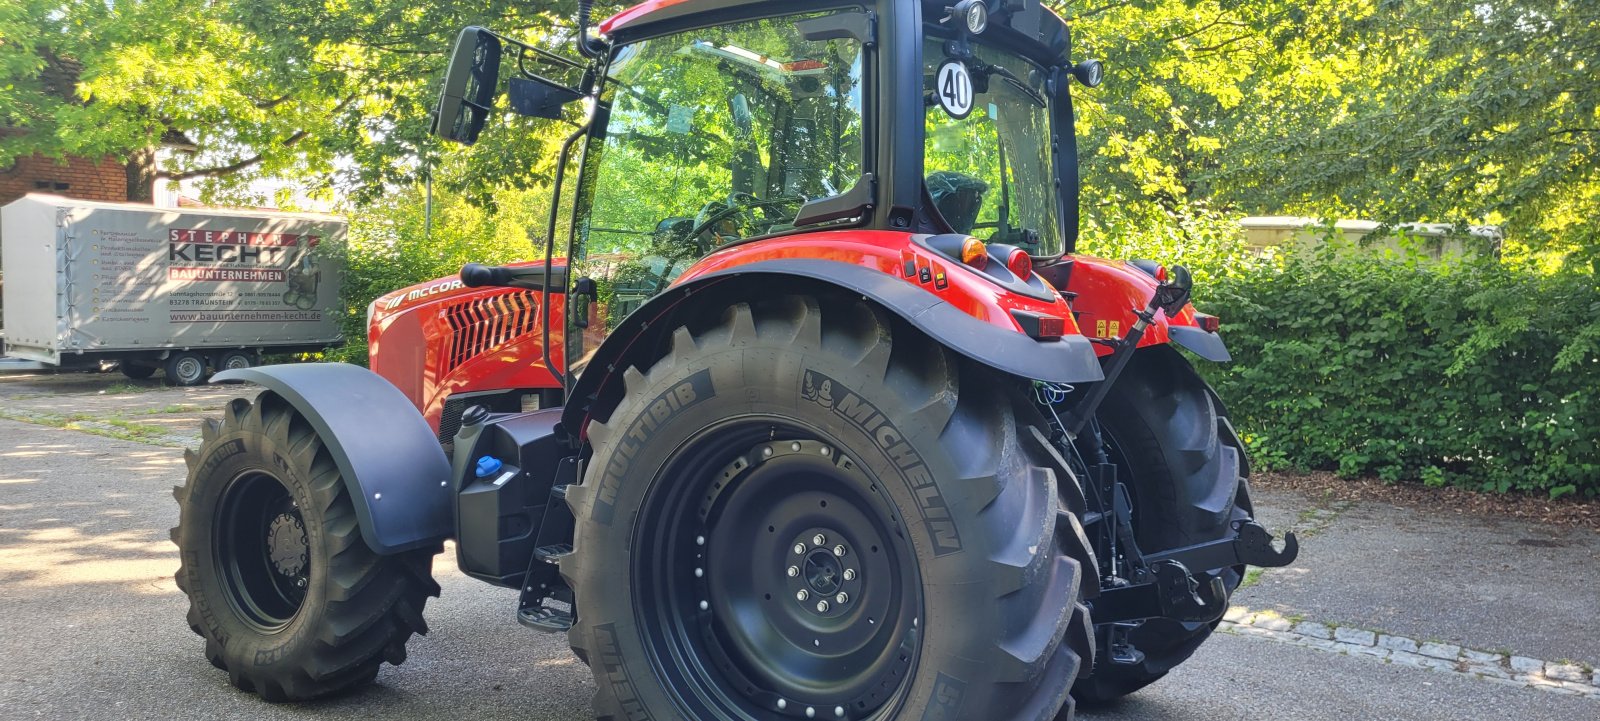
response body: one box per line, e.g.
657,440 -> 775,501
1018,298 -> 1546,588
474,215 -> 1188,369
443,291 -> 540,373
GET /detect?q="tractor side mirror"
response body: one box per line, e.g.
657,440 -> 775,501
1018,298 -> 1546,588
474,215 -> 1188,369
435,26 -> 503,144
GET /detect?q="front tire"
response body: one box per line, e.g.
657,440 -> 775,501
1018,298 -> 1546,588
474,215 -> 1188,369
172,393 -> 440,701
564,296 -> 1095,721
1071,346 -> 1250,704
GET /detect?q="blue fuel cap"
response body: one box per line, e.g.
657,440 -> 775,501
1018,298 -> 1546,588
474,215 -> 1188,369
475,456 -> 503,478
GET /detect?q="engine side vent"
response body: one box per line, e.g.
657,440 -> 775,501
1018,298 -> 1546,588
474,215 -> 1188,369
438,396 -> 468,448
443,291 -> 540,373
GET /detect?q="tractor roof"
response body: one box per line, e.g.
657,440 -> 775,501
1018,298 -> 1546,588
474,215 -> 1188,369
601,0 -> 691,35
602,0 -> 1071,63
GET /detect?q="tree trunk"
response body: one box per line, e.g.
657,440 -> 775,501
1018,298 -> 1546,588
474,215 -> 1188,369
125,147 -> 157,203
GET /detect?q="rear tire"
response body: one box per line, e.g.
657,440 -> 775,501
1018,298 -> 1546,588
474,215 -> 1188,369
564,296 -> 1095,721
172,393 -> 440,701
1071,346 -> 1250,704
165,351 -> 208,386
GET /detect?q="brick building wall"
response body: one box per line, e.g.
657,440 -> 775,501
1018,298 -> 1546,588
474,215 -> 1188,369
0,154 -> 128,207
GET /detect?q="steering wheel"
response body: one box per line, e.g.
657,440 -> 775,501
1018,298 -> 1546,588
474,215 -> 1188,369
687,192 -> 807,253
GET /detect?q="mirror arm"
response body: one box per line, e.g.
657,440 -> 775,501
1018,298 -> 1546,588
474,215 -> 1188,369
509,39 -> 590,76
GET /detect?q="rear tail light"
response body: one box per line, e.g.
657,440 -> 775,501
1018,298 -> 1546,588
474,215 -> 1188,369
960,237 -> 988,270
1008,309 -> 1065,340
1006,247 -> 1032,281
1194,312 -> 1221,333
1155,264 -> 1168,282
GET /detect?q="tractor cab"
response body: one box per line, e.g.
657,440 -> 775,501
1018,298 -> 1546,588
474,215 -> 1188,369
437,0 -> 1105,384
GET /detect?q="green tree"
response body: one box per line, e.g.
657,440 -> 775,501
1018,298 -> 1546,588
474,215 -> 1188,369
1214,0 -> 1599,259
0,0 -> 577,203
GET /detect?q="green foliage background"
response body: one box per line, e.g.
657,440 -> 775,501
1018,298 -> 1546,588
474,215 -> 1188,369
1163,224 -> 1600,498
7,0 -> 1597,495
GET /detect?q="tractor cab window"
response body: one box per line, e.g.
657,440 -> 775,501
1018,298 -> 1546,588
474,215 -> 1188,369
923,40 -> 1063,258
574,14 -> 865,326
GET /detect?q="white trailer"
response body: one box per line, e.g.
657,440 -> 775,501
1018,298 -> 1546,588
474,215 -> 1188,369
1,194 -> 344,384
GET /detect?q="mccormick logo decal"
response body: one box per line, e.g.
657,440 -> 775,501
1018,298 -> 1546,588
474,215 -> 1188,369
802,370 -> 963,555
382,279 -> 465,311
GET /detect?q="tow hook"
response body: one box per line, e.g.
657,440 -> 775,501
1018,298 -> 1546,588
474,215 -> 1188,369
1087,520 -> 1298,625
1091,560 -> 1228,625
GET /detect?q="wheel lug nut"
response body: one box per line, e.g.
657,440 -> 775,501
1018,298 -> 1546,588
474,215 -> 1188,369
835,592 -> 848,604
793,543 -> 806,554
296,578 -> 307,588
787,565 -> 799,577
835,707 -> 845,718
763,447 -> 774,457
813,533 -> 827,546
833,544 -> 847,557
806,707 -> 816,718
796,590 -> 809,602
816,600 -> 830,613
791,441 -> 802,451
843,569 -> 856,581
821,446 -> 831,456
777,699 -> 788,710
695,568 -> 703,578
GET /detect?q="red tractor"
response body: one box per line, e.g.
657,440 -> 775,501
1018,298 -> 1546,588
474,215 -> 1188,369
171,2 -> 1297,719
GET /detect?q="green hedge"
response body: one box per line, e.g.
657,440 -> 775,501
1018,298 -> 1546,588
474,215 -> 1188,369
1195,246 -> 1600,498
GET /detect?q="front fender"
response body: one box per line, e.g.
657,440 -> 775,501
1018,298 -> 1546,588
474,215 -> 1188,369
1057,256 -> 1231,362
212,363 -> 453,554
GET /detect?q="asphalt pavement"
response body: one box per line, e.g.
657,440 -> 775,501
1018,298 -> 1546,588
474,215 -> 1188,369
2,372 -> 1596,720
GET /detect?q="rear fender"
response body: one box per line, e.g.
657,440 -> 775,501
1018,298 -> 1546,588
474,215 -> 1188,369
563,238 -> 1106,435
212,363 -> 454,554
1055,256 -> 1231,362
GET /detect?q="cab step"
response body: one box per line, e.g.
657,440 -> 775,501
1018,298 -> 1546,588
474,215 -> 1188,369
517,601 -> 574,633
534,543 -> 574,564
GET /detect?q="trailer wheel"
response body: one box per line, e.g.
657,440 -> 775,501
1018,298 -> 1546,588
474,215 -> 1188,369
566,296 -> 1094,721
217,350 -> 256,371
165,352 -> 209,386
1071,346 -> 1250,704
172,393 -> 440,701
120,361 -> 157,380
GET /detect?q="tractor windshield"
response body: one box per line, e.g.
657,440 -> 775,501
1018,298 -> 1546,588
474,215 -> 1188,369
573,13 -> 864,325
924,40 -> 1062,258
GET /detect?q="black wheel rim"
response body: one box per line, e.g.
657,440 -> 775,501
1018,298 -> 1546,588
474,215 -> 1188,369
634,418 -> 922,721
215,470 -> 309,631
